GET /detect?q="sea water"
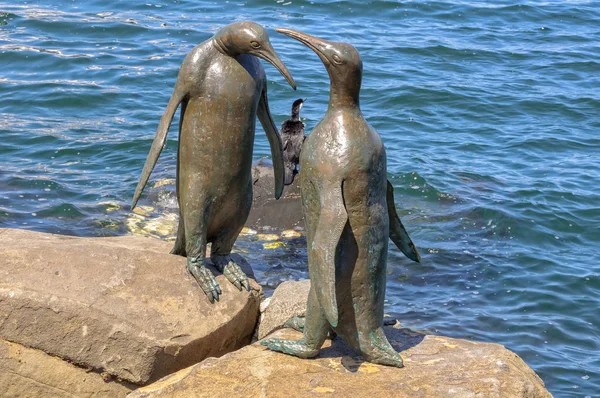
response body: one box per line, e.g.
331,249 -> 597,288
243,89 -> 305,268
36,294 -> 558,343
0,1 -> 598,395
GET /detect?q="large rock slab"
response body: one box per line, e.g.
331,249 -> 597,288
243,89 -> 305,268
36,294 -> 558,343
0,338 -> 134,397
257,279 -> 310,339
129,328 -> 551,398
0,228 -> 261,385
246,160 -> 303,230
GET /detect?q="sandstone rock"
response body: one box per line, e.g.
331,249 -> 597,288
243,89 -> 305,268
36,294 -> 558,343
0,228 -> 261,385
0,338 -> 134,397
246,159 -> 303,230
257,279 -> 310,339
129,328 -> 552,398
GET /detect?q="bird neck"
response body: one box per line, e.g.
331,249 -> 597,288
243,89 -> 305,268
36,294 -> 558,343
290,110 -> 300,122
328,83 -> 360,110
327,69 -> 361,110
212,30 -> 237,56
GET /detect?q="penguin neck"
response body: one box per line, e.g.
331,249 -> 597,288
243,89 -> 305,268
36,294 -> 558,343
212,36 -> 236,56
328,81 -> 360,111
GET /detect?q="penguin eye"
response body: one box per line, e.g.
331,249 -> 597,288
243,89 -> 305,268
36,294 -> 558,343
250,40 -> 261,49
331,53 -> 343,65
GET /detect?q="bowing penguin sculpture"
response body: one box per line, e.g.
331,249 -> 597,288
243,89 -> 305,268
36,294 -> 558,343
262,29 -> 421,367
280,98 -> 306,184
131,21 -> 296,303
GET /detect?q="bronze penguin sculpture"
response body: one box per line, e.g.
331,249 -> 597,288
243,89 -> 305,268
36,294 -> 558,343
262,29 -> 420,367
131,21 -> 296,303
280,98 -> 306,184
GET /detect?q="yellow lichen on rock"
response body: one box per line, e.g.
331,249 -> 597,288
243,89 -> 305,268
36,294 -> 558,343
239,227 -> 258,236
256,234 -> 279,241
144,213 -> 178,237
358,362 -> 381,374
126,212 -> 178,239
263,241 -> 285,250
153,179 -> 176,189
280,230 -> 303,239
99,201 -> 122,213
132,205 -> 155,217
312,387 -> 335,393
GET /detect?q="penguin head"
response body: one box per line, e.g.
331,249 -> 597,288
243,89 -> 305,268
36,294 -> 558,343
276,28 -> 362,102
214,21 -> 296,89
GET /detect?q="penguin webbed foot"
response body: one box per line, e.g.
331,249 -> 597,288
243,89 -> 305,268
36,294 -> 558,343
187,258 -> 222,303
284,316 -> 305,332
284,317 -> 336,338
211,254 -> 251,292
260,337 -> 320,359
359,328 -> 404,368
363,350 -> 404,368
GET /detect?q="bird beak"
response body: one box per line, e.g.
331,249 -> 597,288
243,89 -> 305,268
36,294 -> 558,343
275,28 -> 332,65
256,42 -> 297,90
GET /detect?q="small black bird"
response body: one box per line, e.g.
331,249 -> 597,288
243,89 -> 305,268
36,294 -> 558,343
280,98 -> 306,185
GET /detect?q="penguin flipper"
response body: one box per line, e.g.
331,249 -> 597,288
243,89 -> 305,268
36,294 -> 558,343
311,182 -> 347,328
131,86 -> 186,210
386,180 -> 421,263
257,85 -> 286,195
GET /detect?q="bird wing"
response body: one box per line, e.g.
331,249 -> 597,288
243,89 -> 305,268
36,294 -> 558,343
131,82 -> 187,210
257,84 -> 285,199
311,180 -> 347,327
386,180 -> 421,262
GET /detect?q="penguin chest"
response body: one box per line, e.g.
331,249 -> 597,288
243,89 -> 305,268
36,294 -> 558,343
200,56 -> 263,129
178,57 -> 264,191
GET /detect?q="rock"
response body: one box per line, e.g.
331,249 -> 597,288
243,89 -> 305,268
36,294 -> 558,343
126,211 -> 179,241
0,228 -> 261,386
246,159 -> 303,230
280,229 -> 302,239
0,338 -> 134,397
257,280 -> 311,339
129,328 -> 551,398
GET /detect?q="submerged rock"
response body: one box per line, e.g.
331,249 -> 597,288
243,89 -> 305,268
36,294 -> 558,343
128,327 -> 551,398
125,211 -> 178,240
125,160 -> 304,238
0,228 -> 261,388
246,159 -> 303,230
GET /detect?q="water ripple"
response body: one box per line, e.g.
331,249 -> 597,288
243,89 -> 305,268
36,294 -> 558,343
1,1 -> 599,395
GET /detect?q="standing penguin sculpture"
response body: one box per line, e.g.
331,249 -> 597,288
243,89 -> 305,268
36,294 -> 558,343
131,21 -> 296,303
280,98 -> 306,184
262,29 -> 421,367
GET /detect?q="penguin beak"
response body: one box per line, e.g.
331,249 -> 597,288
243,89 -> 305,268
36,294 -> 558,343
275,28 -> 332,65
256,43 -> 297,90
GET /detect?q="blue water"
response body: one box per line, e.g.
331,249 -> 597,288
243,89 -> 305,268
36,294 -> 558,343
1,1 -> 599,395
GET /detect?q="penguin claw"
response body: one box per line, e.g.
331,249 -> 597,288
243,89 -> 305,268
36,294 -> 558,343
187,259 -> 222,304
242,279 -> 251,291
212,255 -> 250,293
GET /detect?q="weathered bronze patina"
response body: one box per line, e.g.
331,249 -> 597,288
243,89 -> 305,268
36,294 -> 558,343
261,28 -> 421,367
131,21 -> 296,303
